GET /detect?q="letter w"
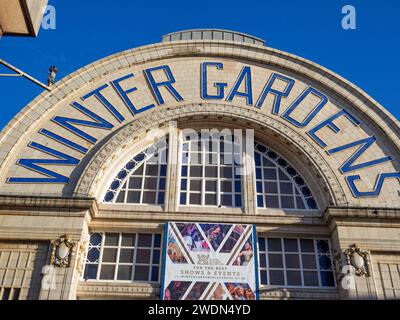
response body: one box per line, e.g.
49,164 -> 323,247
7,142 -> 80,183
328,136 -> 392,173
52,102 -> 114,144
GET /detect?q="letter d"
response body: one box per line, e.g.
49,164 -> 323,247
243,305 -> 251,315
211,305 -> 219,314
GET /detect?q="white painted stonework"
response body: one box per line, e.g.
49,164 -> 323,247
0,30 -> 399,300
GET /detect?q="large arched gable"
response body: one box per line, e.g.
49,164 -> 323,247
0,39 -> 398,208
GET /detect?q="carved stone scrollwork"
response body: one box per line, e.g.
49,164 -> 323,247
344,244 -> 370,277
334,244 -> 371,278
50,234 -> 76,268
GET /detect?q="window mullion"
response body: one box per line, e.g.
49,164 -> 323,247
149,234 -> 153,282
231,143 -> 234,207
327,240 -> 337,287
260,152 -> 265,206
201,138 -> 205,206
282,238 -> 287,286
97,233 -> 105,280
298,238 -> 305,286
314,240 -> 322,287
243,135 -> 255,214
165,130 -> 179,210
155,161 -> 161,205
139,161 -> 146,204
265,237 -> 270,286
123,177 -> 128,203
187,140 -> 191,206
175,133 -> 183,207
132,233 -> 138,282
217,137 -> 221,207
276,167 -> 282,208
292,183 -> 297,209
114,234 -> 121,281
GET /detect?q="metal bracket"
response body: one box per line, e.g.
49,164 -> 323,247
0,58 -> 51,91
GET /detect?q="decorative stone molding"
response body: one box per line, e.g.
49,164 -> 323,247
344,244 -> 371,277
76,241 -> 88,275
50,234 -> 76,268
77,282 -> 160,299
73,103 -> 346,208
0,194 -> 97,213
260,287 -> 339,300
324,206 -> 400,223
334,243 -> 371,279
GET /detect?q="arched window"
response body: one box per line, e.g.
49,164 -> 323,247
102,132 -> 318,210
103,138 -> 168,204
178,131 -> 243,208
254,142 -> 318,210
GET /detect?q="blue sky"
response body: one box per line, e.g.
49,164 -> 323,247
0,0 -> 399,131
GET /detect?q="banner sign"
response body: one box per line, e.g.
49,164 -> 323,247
161,222 -> 259,300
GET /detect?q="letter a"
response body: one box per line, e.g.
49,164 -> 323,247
342,5 -> 356,30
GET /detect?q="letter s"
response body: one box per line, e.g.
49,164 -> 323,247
347,172 -> 400,197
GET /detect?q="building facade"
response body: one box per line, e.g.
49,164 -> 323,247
0,0 -> 48,37
0,29 -> 399,300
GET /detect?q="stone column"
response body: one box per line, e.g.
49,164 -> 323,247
0,196 -> 95,300
38,215 -> 90,300
165,121 -> 179,212
325,207 -> 390,300
242,129 -> 256,215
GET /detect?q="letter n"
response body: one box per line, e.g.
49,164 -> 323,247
52,102 -> 114,144
7,142 -> 80,183
328,136 -> 392,173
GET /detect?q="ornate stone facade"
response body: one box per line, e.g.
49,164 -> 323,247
0,29 -> 399,300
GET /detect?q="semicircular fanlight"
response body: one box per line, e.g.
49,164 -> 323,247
103,137 -> 168,205
254,141 -> 318,210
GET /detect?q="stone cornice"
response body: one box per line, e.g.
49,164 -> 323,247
93,209 -> 324,226
324,206 -> 400,225
77,281 -> 339,300
0,194 -> 98,217
77,281 -> 160,299
259,287 -> 339,300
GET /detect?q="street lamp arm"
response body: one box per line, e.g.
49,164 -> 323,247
0,58 -> 51,91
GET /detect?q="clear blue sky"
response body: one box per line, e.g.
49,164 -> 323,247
0,0 -> 399,131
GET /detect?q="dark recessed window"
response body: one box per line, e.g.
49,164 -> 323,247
258,237 -> 335,288
84,233 -> 162,283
